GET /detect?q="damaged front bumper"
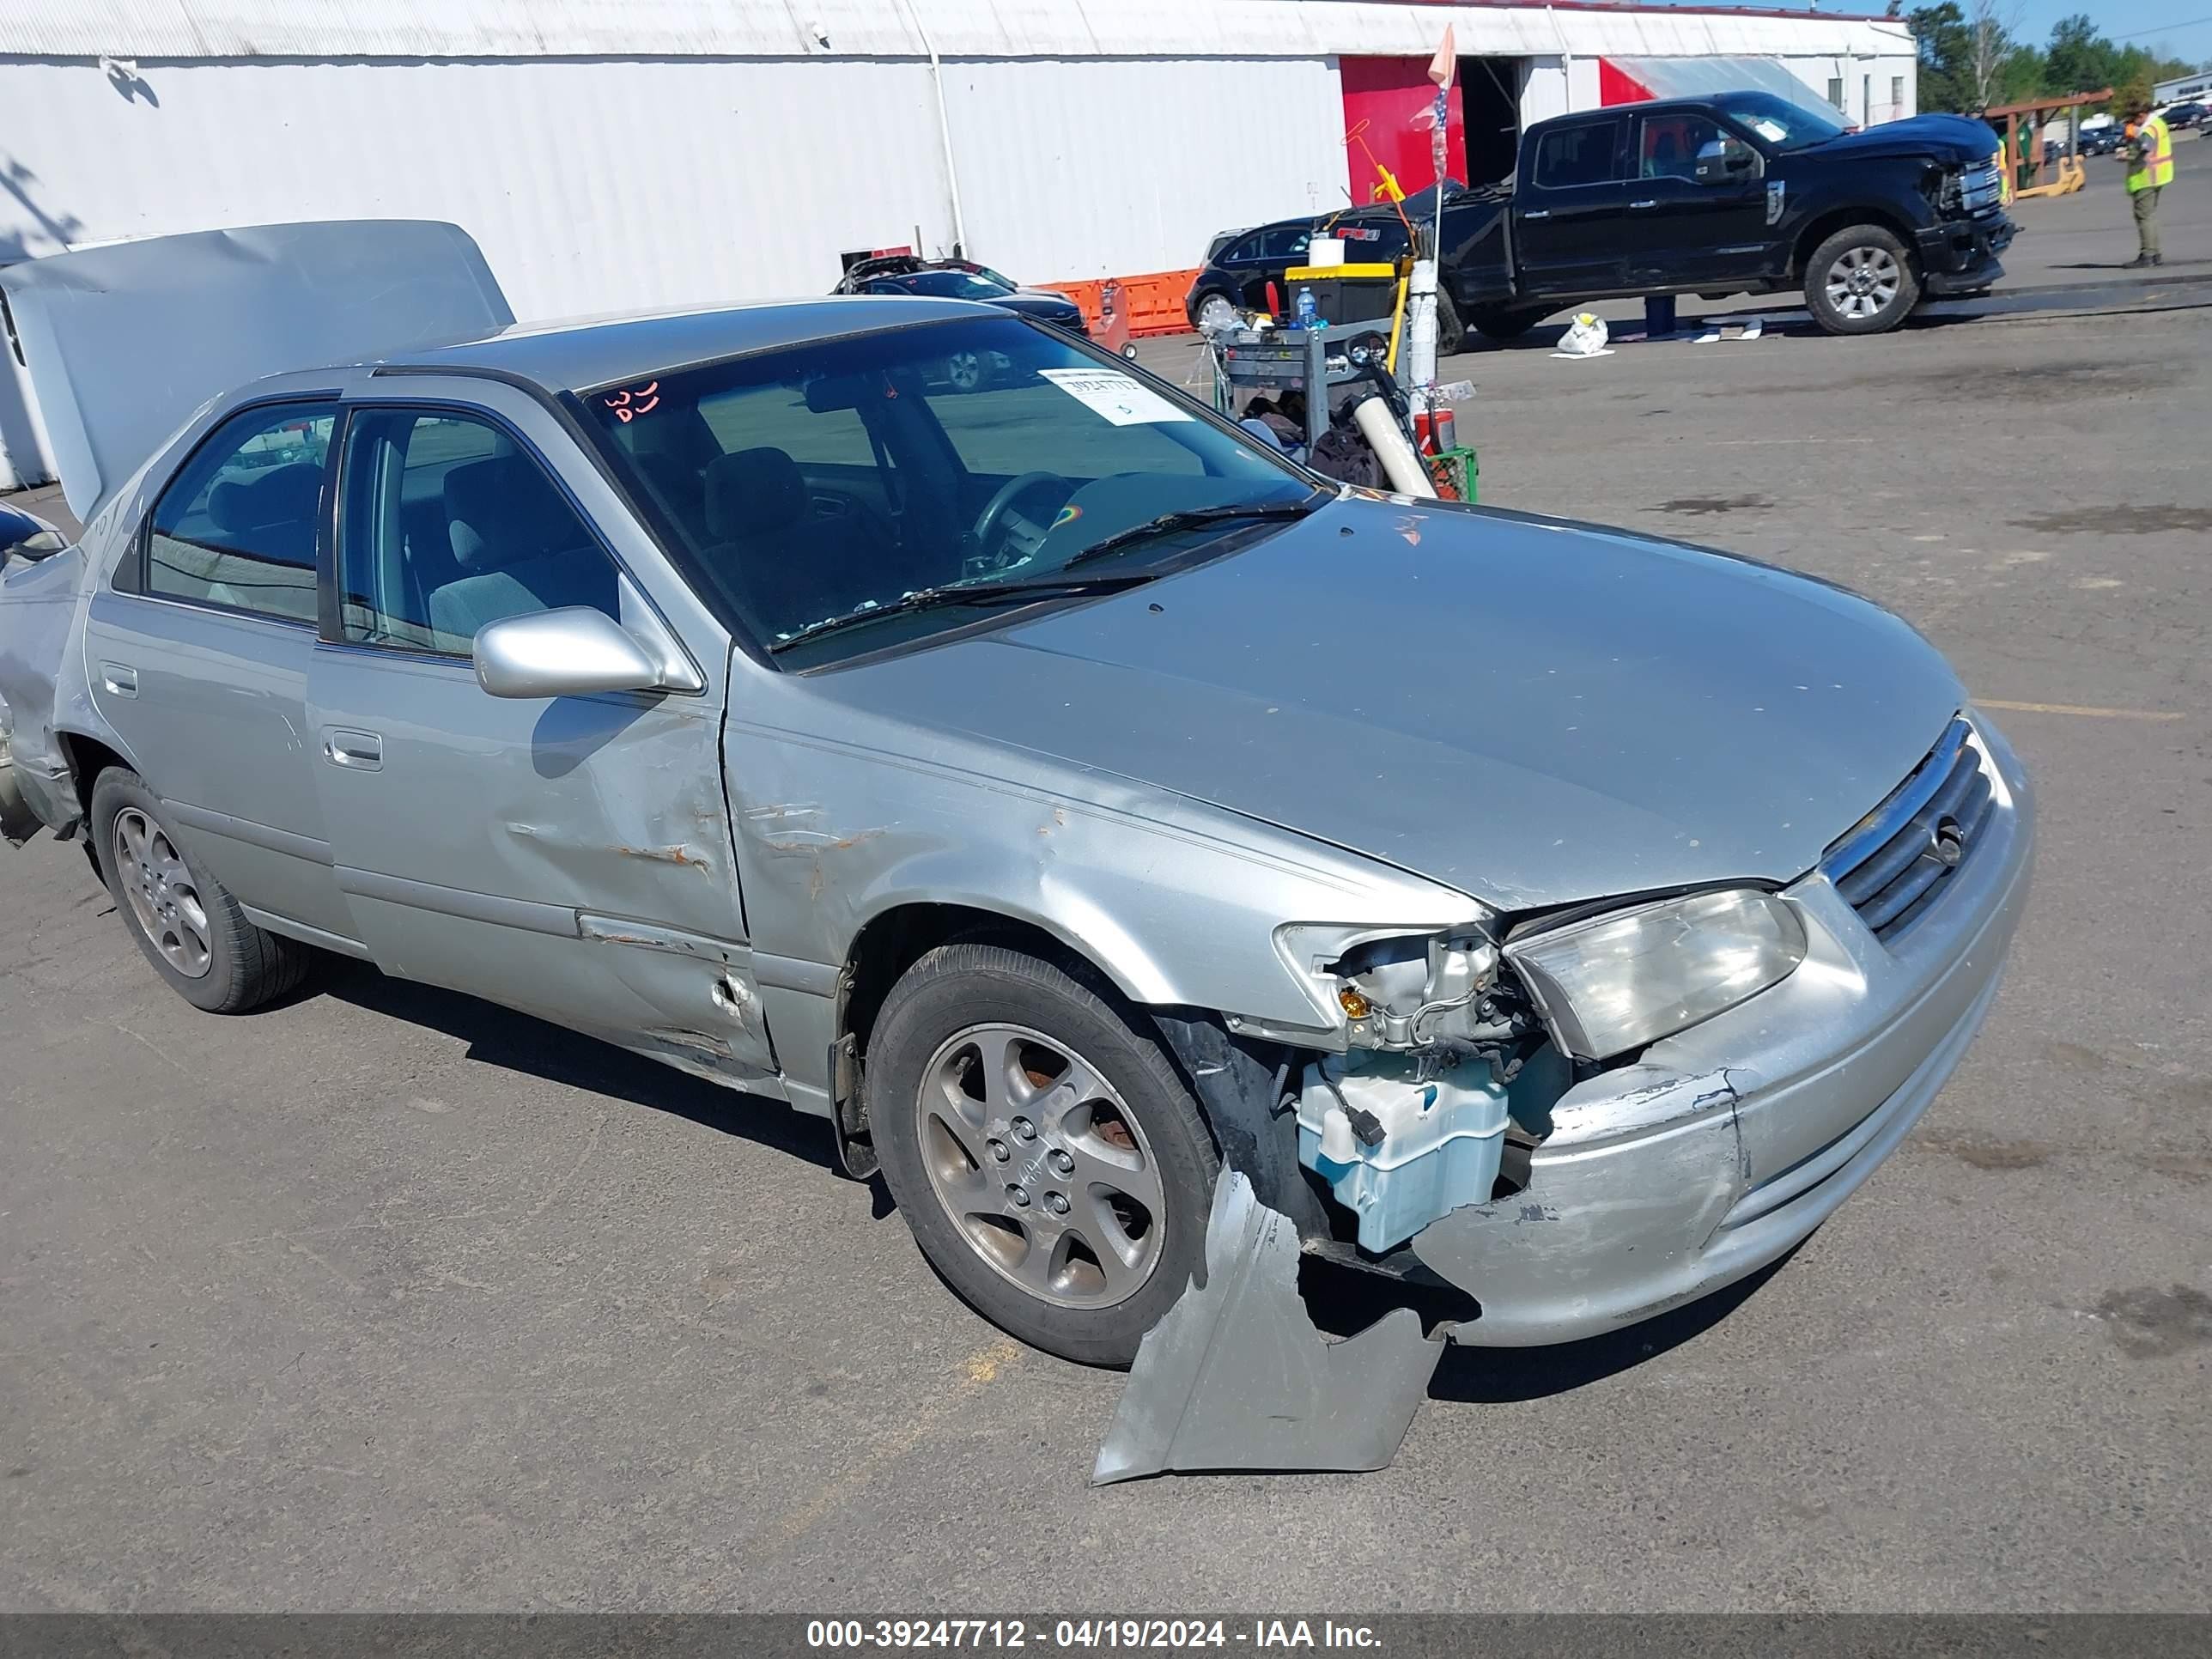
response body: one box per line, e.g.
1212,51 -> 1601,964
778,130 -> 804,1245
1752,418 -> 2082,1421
1414,715 -> 2034,1346
1918,211 -> 2014,296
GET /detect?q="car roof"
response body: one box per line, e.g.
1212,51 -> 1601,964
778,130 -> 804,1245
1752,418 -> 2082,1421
378,295 -> 997,393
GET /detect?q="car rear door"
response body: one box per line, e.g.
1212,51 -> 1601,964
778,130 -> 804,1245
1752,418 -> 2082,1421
1623,111 -> 1773,290
80,396 -> 356,945
303,377 -> 778,1085
1516,116 -> 1632,295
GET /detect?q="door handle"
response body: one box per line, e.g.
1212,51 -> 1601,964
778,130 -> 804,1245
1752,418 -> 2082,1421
1629,199 -> 1658,210
1522,209 -> 1553,221
322,727 -> 383,771
100,663 -> 138,698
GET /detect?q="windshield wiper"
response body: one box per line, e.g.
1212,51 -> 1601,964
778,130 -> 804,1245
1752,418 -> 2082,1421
768,571 -> 1158,652
1061,495 -> 1328,569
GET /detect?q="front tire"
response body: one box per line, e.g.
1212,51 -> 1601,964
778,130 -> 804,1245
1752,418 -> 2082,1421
89,768 -> 313,1013
1805,225 -> 1921,335
866,941 -> 1218,1366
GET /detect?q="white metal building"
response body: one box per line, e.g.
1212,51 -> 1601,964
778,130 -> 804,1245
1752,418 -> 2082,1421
0,0 -> 1916,489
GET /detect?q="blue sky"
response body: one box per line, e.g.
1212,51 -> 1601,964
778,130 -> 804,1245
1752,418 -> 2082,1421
2010,0 -> 2212,70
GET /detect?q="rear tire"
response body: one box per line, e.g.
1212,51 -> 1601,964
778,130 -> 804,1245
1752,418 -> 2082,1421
1433,289 -> 1467,356
1804,225 -> 1921,335
89,768 -> 314,1014
866,941 -> 1218,1366
1191,290 -> 1239,333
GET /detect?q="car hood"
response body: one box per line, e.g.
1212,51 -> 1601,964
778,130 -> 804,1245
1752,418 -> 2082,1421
1799,114 -> 1998,166
994,291 -> 1085,320
0,220 -> 511,520
799,498 -> 1966,912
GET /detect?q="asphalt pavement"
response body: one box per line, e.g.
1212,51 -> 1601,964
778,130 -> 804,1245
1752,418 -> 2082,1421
3,228 -> 2210,1613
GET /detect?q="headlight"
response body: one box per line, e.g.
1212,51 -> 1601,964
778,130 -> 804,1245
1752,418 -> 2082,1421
1504,888 -> 1806,1061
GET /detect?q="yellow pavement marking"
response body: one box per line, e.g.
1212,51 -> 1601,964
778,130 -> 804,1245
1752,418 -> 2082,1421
1978,699 -> 2185,721
758,1337 -> 1025,1553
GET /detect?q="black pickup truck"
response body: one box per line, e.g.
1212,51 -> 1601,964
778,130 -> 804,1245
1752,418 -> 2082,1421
1188,91 -> 2011,343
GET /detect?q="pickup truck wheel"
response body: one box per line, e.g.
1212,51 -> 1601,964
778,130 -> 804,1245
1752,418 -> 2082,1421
89,768 -> 314,1014
1434,290 -> 1467,356
1806,226 -> 1921,335
866,940 -> 1218,1366
1469,305 -> 1547,343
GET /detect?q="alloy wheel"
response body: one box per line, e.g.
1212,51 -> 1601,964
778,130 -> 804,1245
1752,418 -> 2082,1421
112,807 -> 211,978
915,1023 -> 1167,1309
945,349 -> 985,392
1825,246 -> 1902,320
1196,294 -> 1238,332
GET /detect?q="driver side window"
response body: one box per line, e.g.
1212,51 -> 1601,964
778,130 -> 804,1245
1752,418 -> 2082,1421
1639,115 -> 1726,179
336,408 -> 624,655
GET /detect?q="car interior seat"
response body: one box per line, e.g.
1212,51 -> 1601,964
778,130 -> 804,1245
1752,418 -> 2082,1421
201,462 -> 324,618
429,454 -> 620,647
702,447 -> 878,631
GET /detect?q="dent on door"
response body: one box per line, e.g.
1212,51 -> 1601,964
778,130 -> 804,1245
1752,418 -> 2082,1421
313,652 -> 776,1087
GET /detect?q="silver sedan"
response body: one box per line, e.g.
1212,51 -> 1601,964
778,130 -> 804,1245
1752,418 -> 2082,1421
1,282 -> 2029,1369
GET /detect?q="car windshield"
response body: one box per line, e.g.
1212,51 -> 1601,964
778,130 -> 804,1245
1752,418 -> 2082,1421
1720,93 -> 1847,152
889,269 -> 1015,300
580,314 -> 1318,665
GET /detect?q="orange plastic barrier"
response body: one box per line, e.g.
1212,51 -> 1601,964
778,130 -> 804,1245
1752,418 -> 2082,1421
1038,267 -> 1202,337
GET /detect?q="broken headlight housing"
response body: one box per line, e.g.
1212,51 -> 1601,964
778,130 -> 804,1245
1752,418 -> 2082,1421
1503,888 -> 1807,1061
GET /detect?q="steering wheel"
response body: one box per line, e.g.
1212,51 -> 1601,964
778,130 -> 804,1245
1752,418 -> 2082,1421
969,471 -> 1074,571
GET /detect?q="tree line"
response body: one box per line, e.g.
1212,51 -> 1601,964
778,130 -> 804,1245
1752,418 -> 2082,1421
1910,5 -> 2201,113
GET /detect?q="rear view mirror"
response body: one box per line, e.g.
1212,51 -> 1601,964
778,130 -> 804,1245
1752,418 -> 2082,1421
0,501 -> 67,565
473,606 -> 665,700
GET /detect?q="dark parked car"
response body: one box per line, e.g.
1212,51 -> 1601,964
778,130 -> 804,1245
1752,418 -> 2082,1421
1183,211 -> 1423,337
2079,125 -> 2122,156
833,257 -> 1088,393
833,256 -> 1085,335
2160,101 -> 2206,131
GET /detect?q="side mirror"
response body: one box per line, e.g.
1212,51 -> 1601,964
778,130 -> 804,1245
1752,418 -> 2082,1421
1694,141 -> 1762,184
0,502 -> 68,566
473,606 -> 665,700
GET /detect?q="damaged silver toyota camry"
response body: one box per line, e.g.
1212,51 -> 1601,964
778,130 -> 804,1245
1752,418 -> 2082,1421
2,227 -> 2030,1455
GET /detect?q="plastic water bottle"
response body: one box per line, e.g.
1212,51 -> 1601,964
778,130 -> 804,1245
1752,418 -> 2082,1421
1294,287 -> 1317,331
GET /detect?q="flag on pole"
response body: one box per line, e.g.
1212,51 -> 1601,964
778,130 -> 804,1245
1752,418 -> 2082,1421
1427,24 -> 1456,88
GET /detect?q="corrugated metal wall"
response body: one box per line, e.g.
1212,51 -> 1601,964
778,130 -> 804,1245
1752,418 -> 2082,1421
939,57 -> 1347,281
0,57 -> 962,313
0,2 -> 1916,488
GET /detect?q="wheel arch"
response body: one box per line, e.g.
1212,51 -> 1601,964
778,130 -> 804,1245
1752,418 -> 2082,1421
1791,206 -> 1918,277
53,728 -> 138,860
837,899 -> 1164,1070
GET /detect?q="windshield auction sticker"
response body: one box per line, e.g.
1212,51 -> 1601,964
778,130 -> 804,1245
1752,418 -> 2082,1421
1036,368 -> 1193,426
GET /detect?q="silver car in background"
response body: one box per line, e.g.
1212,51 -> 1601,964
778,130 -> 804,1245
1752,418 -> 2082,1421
0,223 -> 2031,1369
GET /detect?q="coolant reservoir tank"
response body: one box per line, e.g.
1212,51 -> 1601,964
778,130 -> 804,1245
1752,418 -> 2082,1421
1294,1053 -> 1510,1253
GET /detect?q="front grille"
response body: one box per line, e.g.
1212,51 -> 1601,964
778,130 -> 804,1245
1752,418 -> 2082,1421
1960,162 -> 2003,216
1821,717 -> 1995,944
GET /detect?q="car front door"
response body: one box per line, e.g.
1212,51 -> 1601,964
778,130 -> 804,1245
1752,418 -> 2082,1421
1516,116 -> 1632,295
304,380 -> 778,1085
80,397 -> 358,945
1624,112 -> 1773,290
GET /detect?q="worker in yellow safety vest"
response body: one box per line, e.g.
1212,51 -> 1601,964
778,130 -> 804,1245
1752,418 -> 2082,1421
2122,93 -> 2174,269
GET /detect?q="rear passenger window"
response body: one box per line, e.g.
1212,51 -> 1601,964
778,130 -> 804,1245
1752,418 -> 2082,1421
146,402 -> 335,623
1533,120 -> 1623,188
336,408 -> 623,654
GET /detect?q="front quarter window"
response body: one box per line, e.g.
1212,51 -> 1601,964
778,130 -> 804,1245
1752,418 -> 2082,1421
579,317 -> 1315,665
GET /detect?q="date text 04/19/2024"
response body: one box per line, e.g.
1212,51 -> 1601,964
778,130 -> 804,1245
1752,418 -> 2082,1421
805,1620 -> 1382,1650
